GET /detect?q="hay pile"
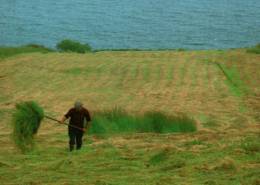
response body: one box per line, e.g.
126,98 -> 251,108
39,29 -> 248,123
12,101 -> 44,152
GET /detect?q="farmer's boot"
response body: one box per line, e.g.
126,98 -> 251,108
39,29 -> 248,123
76,141 -> 82,150
76,145 -> 82,150
69,144 -> 74,152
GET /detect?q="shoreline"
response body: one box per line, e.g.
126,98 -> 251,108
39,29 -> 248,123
1,43 -> 259,60
1,43 -> 259,51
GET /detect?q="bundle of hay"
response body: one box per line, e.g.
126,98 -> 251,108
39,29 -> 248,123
12,101 -> 44,152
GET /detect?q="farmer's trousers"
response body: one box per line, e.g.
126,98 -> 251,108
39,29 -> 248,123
68,127 -> 84,151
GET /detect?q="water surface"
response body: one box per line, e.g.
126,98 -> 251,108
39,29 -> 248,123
0,0 -> 260,49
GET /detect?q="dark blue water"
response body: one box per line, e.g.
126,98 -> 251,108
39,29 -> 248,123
0,0 -> 260,49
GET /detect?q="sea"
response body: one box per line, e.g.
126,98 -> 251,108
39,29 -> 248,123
0,0 -> 260,49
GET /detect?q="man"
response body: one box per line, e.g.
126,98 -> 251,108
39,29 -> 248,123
61,101 -> 91,151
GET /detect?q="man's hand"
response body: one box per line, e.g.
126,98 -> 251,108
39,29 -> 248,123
60,116 -> 66,124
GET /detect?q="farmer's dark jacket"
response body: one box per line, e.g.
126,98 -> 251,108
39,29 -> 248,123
65,108 -> 91,128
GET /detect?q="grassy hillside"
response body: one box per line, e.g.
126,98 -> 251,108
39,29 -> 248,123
0,45 -> 53,59
0,49 -> 259,184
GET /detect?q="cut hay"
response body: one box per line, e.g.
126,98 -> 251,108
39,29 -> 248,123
213,157 -> 237,171
12,101 -> 44,152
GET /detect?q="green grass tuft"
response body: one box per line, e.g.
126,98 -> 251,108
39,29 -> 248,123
88,108 -> 197,135
12,101 -> 44,152
138,112 -> 197,133
89,108 -> 136,135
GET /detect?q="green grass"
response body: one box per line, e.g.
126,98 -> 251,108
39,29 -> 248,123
241,136 -> 260,154
191,62 -> 198,87
184,139 -> 204,147
155,64 -> 162,81
132,64 -> 139,79
89,108 -> 197,135
143,63 -> 151,82
1,132 -> 258,185
12,101 -> 44,152
149,149 -> 169,165
0,44 -> 53,59
64,67 -> 84,75
115,65 -> 129,88
167,64 -> 174,82
215,62 -> 247,96
246,43 -> 260,54
179,60 -> 188,86
64,67 -> 92,76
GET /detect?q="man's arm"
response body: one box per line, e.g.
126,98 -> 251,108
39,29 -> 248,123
60,109 -> 72,124
60,116 -> 67,124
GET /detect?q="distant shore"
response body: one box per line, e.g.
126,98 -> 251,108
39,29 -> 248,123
0,43 -> 259,59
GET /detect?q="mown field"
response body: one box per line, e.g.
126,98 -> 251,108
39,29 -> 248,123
0,49 -> 259,185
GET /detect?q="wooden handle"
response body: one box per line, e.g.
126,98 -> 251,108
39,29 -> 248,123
44,115 -> 85,132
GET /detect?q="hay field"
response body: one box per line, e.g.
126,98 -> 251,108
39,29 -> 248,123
0,49 -> 259,184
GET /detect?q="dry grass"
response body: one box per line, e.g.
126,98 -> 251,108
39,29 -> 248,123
0,49 -> 259,184
0,50 -> 259,127
0,49 -> 259,132
213,157 -> 237,171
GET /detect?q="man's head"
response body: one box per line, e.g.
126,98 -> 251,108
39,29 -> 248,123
74,100 -> 83,111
